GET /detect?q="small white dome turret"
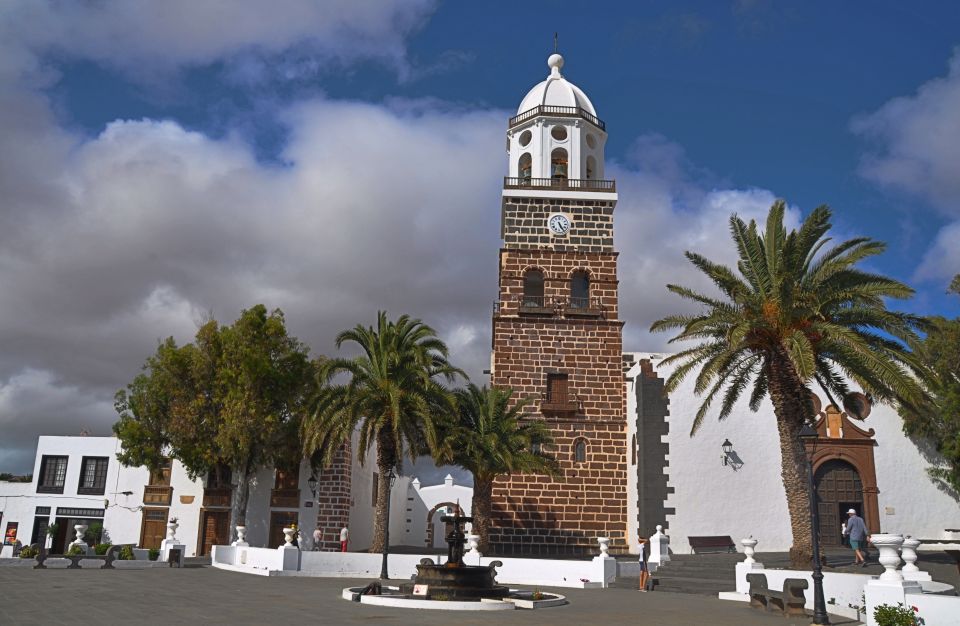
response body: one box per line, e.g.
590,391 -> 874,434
507,53 -> 608,186
517,53 -> 597,118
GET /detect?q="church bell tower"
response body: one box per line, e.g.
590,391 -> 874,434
490,53 -> 627,556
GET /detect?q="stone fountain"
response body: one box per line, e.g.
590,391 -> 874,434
399,509 -> 509,601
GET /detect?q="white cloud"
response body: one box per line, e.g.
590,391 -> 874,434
0,5 -> 798,473
0,0 -> 438,81
853,49 -> 960,284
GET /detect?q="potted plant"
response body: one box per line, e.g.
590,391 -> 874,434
874,603 -> 925,626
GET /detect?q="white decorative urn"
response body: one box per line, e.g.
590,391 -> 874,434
597,536 -> 610,557
166,521 -> 179,542
71,524 -> 89,547
466,533 -> 481,557
741,537 -> 758,564
281,527 -> 296,548
232,525 -> 249,547
870,533 -> 905,582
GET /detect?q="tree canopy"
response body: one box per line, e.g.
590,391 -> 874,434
441,383 -> 558,552
651,201 -> 927,566
114,304 -> 318,527
303,311 -> 461,552
901,274 -> 960,493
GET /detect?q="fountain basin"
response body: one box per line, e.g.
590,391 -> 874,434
341,586 -> 566,611
399,560 -> 509,600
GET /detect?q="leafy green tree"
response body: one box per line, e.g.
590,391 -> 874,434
901,275 -> 960,493
115,305 -> 318,531
303,311 -> 460,553
441,384 -> 558,553
651,202 -> 927,567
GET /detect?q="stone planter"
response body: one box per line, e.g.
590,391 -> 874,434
281,527 -> 295,548
870,533 -> 904,582
597,537 -> 610,557
166,522 -> 179,542
232,525 -> 249,547
466,533 -> 481,557
741,537 -> 758,564
70,524 -> 88,548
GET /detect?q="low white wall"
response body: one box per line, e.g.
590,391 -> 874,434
908,592 -> 960,626
732,564 -> 871,621
211,545 -> 615,588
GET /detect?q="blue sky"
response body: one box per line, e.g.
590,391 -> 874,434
1,0 -> 959,475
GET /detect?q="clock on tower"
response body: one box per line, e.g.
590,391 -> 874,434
489,53 -> 627,556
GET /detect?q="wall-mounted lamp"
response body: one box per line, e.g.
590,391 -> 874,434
307,474 -> 318,498
721,439 -> 734,466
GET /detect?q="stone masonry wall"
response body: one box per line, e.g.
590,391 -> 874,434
502,197 -> 615,252
314,441 -> 351,551
490,315 -> 627,556
497,248 -> 619,317
491,191 -> 627,556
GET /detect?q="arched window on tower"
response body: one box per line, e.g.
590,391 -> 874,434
523,269 -> 545,308
551,148 -> 568,180
573,438 -> 587,463
586,155 -> 596,180
570,270 -> 590,309
518,152 -> 532,181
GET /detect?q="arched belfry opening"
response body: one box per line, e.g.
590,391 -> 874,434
551,148 -> 568,180
570,270 -> 590,308
523,269 -> 545,307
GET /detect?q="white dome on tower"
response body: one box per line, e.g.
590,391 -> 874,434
517,53 -> 597,117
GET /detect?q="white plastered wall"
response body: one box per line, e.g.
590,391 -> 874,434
626,355 -> 960,554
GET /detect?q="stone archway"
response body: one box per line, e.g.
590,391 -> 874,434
424,501 -> 462,548
814,459 -> 864,546
805,404 -> 880,539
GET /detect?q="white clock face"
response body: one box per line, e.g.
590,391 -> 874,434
548,213 -> 571,236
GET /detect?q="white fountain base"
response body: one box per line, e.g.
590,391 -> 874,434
341,586 -> 566,611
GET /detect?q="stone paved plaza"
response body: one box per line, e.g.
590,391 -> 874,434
0,565 -> 863,626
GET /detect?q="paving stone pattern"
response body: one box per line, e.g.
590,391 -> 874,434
0,565 -> 860,626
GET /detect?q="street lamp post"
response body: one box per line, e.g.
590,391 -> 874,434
799,422 -> 830,626
379,467 -> 398,579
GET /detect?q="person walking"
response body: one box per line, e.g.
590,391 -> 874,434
312,526 -> 323,551
843,508 -> 868,566
638,536 -> 651,592
340,526 -> 349,552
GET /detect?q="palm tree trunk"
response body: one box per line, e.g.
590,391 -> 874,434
472,475 -> 493,554
767,354 -> 815,569
371,430 -> 396,553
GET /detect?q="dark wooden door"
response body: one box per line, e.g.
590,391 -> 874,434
269,511 -> 298,549
199,511 -> 229,556
139,508 -> 167,550
815,459 -> 863,547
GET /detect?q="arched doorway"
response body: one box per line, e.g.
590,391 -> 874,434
424,502 -> 462,548
814,459 -> 863,547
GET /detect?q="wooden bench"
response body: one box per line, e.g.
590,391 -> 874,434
34,544 -> 133,569
688,535 -> 736,553
747,573 -> 808,617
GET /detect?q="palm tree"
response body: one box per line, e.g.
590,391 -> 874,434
442,384 -> 559,554
651,201 -> 927,567
303,311 -> 460,553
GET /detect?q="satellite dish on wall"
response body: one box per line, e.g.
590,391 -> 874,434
843,392 -> 872,420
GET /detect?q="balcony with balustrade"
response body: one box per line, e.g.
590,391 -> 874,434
503,177 -> 615,193
509,105 -> 605,131
143,484 -> 173,506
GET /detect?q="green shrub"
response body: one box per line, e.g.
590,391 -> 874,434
66,544 -> 86,556
84,522 -> 103,545
94,543 -> 112,556
148,548 -> 160,561
18,546 -> 38,559
118,545 -> 135,560
874,603 -> 924,626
